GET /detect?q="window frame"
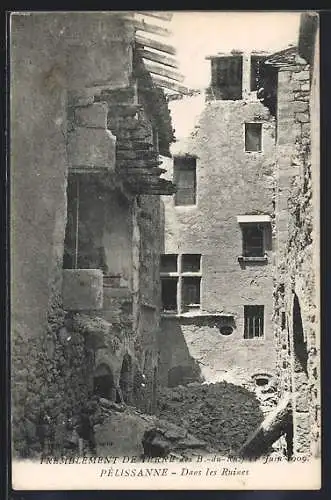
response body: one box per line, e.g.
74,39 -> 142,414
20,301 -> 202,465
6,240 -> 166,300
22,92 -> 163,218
244,305 -> 265,339
160,254 -> 202,314
173,156 -> 197,207
244,122 -> 263,153
241,223 -> 265,258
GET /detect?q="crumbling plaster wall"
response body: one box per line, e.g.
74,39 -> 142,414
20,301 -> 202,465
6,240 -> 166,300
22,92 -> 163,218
273,51 -> 320,457
160,100 -> 277,386
10,12 -> 136,456
135,194 -> 162,413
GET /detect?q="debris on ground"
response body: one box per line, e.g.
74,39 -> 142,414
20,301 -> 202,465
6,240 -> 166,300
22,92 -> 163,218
156,382 -> 265,455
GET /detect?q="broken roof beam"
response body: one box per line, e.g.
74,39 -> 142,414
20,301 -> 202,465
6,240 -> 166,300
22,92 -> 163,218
144,62 -> 184,82
150,76 -> 191,95
138,48 -> 179,69
135,35 -> 176,56
137,11 -> 173,22
133,19 -> 172,38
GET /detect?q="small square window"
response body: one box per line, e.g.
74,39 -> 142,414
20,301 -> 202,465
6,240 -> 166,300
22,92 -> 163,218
182,254 -> 201,273
244,305 -> 264,339
160,254 -> 178,273
245,123 -> 262,152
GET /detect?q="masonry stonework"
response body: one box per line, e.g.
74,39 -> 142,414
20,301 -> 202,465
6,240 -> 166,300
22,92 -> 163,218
271,22 -> 320,458
11,12 -> 175,457
159,74 -> 277,388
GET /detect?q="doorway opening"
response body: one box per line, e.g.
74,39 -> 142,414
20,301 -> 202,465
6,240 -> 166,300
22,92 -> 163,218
93,364 -> 116,401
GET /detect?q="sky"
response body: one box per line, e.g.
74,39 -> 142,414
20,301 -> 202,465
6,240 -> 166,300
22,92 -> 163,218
168,11 -> 302,88
136,11 -> 302,141
167,12 -> 301,140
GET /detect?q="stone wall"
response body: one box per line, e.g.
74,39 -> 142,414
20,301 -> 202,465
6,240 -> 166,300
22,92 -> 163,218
159,98 -> 277,387
10,12 -> 165,457
273,46 -> 320,457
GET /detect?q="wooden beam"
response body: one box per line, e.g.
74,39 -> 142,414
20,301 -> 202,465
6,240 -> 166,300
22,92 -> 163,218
138,48 -> 179,69
132,19 -> 172,38
150,76 -> 191,94
137,11 -> 173,22
124,167 -> 167,176
144,62 -> 184,82
135,35 -> 176,56
238,394 -> 292,460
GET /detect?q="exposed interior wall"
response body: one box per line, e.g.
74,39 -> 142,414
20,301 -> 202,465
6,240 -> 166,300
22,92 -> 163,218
10,12 -> 139,457
160,97 -> 277,386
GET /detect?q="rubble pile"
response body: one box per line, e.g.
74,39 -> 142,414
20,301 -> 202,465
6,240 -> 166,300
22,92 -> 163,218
156,382 -> 264,455
94,397 -> 213,458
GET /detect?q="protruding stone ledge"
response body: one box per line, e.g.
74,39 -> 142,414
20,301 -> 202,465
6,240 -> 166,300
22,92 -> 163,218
67,127 -> 116,171
74,102 -> 108,129
62,268 -> 103,310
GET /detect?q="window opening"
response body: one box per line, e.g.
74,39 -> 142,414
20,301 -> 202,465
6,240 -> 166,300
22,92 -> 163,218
182,277 -> 201,312
160,254 -> 202,313
182,254 -> 201,273
242,225 -> 264,257
174,156 -> 197,206
244,305 -> 264,338
161,277 -> 178,312
210,56 -> 243,100
160,254 -> 178,273
245,123 -> 262,152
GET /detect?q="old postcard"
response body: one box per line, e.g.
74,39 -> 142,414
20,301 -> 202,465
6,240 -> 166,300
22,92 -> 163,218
10,10 -> 320,490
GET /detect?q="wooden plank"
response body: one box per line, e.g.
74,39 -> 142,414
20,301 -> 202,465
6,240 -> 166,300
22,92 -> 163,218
238,394 -> 292,459
137,11 -> 173,22
135,34 -> 176,56
150,76 -> 191,94
132,19 -> 172,38
144,62 -> 184,82
138,48 -> 179,69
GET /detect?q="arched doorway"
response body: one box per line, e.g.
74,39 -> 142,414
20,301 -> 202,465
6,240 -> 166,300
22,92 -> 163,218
119,354 -> 133,404
93,364 -> 116,401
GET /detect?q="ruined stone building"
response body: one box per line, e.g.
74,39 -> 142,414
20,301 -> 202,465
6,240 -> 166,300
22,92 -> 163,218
159,51 -> 278,389
271,12 -> 320,459
10,10 -> 320,463
158,13 -> 320,459
11,11 -> 180,457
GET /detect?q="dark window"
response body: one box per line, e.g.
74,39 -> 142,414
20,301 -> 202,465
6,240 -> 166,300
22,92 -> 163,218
242,225 -> 264,257
250,56 -> 266,92
210,56 -> 243,100
182,254 -> 201,273
161,278 -> 178,312
160,254 -> 202,313
174,157 -> 197,206
182,277 -> 201,311
160,254 -> 178,273
245,123 -> 262,152
244,305 -> 264,339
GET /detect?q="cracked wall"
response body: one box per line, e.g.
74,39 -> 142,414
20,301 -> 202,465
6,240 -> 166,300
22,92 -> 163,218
10,12 -> 163,457
160,97 -> 277,387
